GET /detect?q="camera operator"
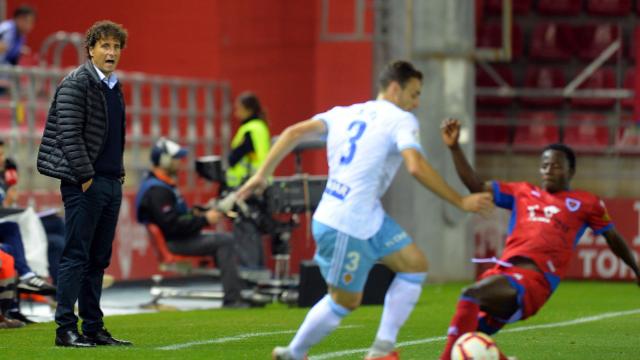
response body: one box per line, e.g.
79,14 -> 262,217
135,138 -> 247,308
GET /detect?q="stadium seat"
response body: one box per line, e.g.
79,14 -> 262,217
529,23 -> 575,61
614,116 -> 640,153
622,68 -> 635,109
563,113 -> 609,152
520,67 -> 566,107
537,0 -> 582,15
575,24 -> 621,61
512,112 -> 559,151
145,223 -> 214,271
476,65 -> 514,106
570,68 -> 616,108
476,111 -> 510,151
587,0 -> 632,16
485,0 -> 532,15
476,22 -> 523,59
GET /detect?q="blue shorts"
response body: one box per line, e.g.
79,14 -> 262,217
312,215 -> 413,292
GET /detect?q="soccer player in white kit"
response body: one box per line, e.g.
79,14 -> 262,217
238,60 -> 493,360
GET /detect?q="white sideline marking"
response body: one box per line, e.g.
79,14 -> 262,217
309,308 -> 640,360
157,325 -> 362,351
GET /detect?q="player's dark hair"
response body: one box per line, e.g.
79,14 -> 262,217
543,143 -> 576,170
378,60 -> 423,90
85,20 -> 128,58
13,5 -> 36,19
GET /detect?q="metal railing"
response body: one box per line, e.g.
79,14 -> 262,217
38,31 -> 85,68
1,64 -> 232,198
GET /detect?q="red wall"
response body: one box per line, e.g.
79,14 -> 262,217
10,0 -> 374,277
10,0 -> 373,172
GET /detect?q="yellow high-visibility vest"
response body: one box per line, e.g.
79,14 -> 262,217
226,118 -> 270,187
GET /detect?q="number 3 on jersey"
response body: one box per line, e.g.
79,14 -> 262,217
340,120 -> 367,165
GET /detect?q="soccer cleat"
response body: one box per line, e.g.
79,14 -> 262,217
272,346 -> 308,360
364,350 -> 399,360
17,275 -> 56,296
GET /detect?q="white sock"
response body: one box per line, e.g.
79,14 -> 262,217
19,272 -> 36,281
289,294 -> 350,359
374,272 -> 426,345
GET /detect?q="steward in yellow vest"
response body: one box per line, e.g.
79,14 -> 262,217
226,92 -> 270,187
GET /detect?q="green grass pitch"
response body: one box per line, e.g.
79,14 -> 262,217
2,281 -> 638,359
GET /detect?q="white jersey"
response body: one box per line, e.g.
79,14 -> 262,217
312,100 -> 423,239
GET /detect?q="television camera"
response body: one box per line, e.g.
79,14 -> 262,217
195,150 -> 327,302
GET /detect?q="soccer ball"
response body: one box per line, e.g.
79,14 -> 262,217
450,332 -> 500,360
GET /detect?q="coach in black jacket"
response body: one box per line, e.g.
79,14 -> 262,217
37,21 -> 131,348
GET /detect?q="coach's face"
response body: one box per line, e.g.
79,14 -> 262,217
540,150 -> 573,193
90,36 -> 121,77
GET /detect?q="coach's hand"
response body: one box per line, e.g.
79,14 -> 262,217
81,178 -> 93,192
440,118 -> 461,148
461,192 -> 494,216
236,174 -> 268,201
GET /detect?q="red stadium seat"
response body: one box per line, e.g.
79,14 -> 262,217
587,0 -> 632,16
570,68 -> 616,108
476,65 -> 515,106
529,23 -> 575,61
564,113 -> 609,152
476,112 -> 510,151
146,223 -> 214,269
476,22 -> 523,59
622,68 -> 635,109
513,112 -> 559,151
520,67 -> 566,107
575,24 -> 621,61
615,116 -> 640,153
485,0 -> 532,15
537,0 -> 582,15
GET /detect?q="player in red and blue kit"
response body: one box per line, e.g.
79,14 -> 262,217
438,119 -> 640,360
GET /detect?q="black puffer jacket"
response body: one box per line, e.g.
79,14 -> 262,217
37,60 -> 126,184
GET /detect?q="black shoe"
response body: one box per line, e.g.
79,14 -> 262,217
17,275 -> 56,296
55,330 -> 96,348
84,328 -> 132,346
5,311 -> 36,324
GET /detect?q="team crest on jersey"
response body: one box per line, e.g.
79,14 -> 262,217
565,198 -> 581,212
343,273 -> 354,285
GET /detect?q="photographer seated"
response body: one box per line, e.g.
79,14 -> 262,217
135,138 -> 247,308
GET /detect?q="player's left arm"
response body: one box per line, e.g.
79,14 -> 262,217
601,228 -> 640,286
236,118 -> 326,199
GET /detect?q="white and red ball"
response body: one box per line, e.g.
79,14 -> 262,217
450,331 -> 500,360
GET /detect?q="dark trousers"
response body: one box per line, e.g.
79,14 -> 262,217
0,222 -> 31,276
233,219 -> 265,269
55,176 -> 122,335
167,232 -> 242,303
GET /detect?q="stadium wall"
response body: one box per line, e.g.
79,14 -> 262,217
8,0 -> 373,175
7,0 -> 374,278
